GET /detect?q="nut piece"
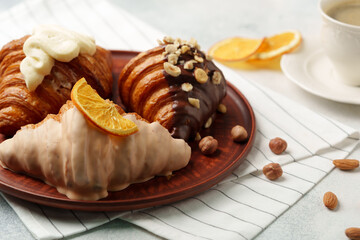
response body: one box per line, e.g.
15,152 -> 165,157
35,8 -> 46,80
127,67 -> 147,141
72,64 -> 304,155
345,228 -> 360,240
217,104 -> 227,113
323,191 -> 338,210
165,44 -> 178,54
333,159 -> 359,170
204,117 -> 212,128
163,62 -> 181,77
181,45 -> 190,54
194,68 -> 208,84
184,60 -> 197,70
269,137 -> 287,155
195,132 -> 201,141
188,97 -> 200,109
181,83 -> 193,92
231,125 -> 248,142
168,53 -> 178,65
206,54 -> 213,61
194,55 -> 204,63
212,71 -> 222,85
262,163 -> 283,180
199,136 -> 218,155
157,39 -> 163,45
163,36 -> 174,44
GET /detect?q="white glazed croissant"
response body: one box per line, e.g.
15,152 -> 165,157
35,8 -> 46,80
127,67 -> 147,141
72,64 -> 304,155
0,102 -> 191,200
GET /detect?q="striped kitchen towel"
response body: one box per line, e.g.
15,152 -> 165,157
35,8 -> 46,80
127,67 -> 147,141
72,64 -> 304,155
0,0 -> 359,239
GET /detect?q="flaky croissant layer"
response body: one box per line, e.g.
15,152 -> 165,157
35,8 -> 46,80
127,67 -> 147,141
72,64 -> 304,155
0,102 -> 191,200
0,36 -> 113,136
118,38 -> 227,141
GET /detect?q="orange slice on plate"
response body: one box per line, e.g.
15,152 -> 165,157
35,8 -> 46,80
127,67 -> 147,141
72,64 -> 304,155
208,37 -> 266,62
251,30 -> 302,61
71,78 -> 138,136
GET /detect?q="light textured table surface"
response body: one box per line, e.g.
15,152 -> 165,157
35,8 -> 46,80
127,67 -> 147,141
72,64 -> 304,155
1,0 -> 360,239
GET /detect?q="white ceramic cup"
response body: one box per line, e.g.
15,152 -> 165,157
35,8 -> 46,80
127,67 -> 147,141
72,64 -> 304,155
320,0 -> 360,86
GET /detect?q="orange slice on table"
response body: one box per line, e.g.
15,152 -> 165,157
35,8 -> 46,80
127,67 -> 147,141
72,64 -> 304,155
251,30 -> 302,61
208,37 -> 266,62
71,78 -> 138,136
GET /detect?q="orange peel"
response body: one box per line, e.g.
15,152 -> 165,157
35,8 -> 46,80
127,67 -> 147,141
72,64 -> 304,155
71,78 -> 138,136
208,37 -> 266,62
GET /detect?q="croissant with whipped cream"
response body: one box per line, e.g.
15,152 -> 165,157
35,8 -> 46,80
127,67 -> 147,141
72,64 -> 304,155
118,37 -> 227,141
0,101 -> 191,200
0,25 -> 113,136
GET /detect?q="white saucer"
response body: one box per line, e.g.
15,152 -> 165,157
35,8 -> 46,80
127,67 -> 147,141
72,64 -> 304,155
280,39 -> 360,105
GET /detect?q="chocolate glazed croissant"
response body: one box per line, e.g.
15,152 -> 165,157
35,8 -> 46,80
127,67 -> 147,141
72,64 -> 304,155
0,36 -> 113,136
118,38 -> 227,141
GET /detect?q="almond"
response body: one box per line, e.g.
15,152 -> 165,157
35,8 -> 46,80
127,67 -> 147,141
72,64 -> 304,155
323,191 -> 338,210
333,159 -> 359,170
345,227 -> 360,240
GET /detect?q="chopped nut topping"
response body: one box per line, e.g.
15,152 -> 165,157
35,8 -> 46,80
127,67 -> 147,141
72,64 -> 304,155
157,39 -> 163,45
175,49 -> 181,56
195,132 -> 201,141
188,97 -> 200,109
181,45 -> 190,54
194,68 -> 208,84
179,60 -> 185,65
168,53 -> 178,65
184,60 -> 197,70
206,54 -> 213,61
181,83 -> 193,92
217,104 -> 227,113
194,55 -> 204,63
188,37 -> 198,49
165,44 -> 178,54
212,71 -> 222,85
163,36 -> 174,44
164,62 -> 181,77
204,117 -> 212,128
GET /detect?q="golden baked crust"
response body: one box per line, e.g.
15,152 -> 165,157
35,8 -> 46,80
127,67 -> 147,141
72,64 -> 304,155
0,36 -> 113,136
118,41 -> 227,140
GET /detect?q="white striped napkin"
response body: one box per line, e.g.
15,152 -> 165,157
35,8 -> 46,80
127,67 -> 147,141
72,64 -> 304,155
0,0 -> 359,240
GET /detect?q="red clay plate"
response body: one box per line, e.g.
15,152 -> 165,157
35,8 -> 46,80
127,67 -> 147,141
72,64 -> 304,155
0,50 -> 256,211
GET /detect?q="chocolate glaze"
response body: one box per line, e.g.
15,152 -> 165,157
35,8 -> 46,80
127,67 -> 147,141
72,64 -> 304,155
118,43 -> 227,141
163,47 -> 227,140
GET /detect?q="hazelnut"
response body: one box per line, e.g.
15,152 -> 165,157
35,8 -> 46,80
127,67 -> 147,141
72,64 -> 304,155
231,125 -> 248,142
212,71 -> 222,85
206,54 -> 213,61
269,137 -> 287,155
165,44 -> 177,54
199,136 -> 218,155
184,60 -> 197,70
204,117 -> 212,128
181,83 -> 193,92
195,132 -> 201,141
163,62 -> 181,77
163,36 -> 174,44
194,68 -> 208,84
168,53 -> 178,65
188,97 -> 200,109
217,104 -> 227,113
194,55 -> 204,63
181,45 -> 190,54
262,163 -> 283,180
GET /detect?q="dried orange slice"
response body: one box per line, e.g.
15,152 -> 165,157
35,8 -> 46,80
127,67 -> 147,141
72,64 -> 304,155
208,37 -> 266,62
71,78 -> 138,136
251,30 -> 301,60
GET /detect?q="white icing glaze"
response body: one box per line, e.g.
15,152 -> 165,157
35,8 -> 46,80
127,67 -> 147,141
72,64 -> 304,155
20,25 -> 96,91
0,106 -> 191,200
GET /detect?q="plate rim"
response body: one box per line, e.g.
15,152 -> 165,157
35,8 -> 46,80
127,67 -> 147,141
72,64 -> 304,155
0,50 -> 256,211
281,42 -> 360,105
